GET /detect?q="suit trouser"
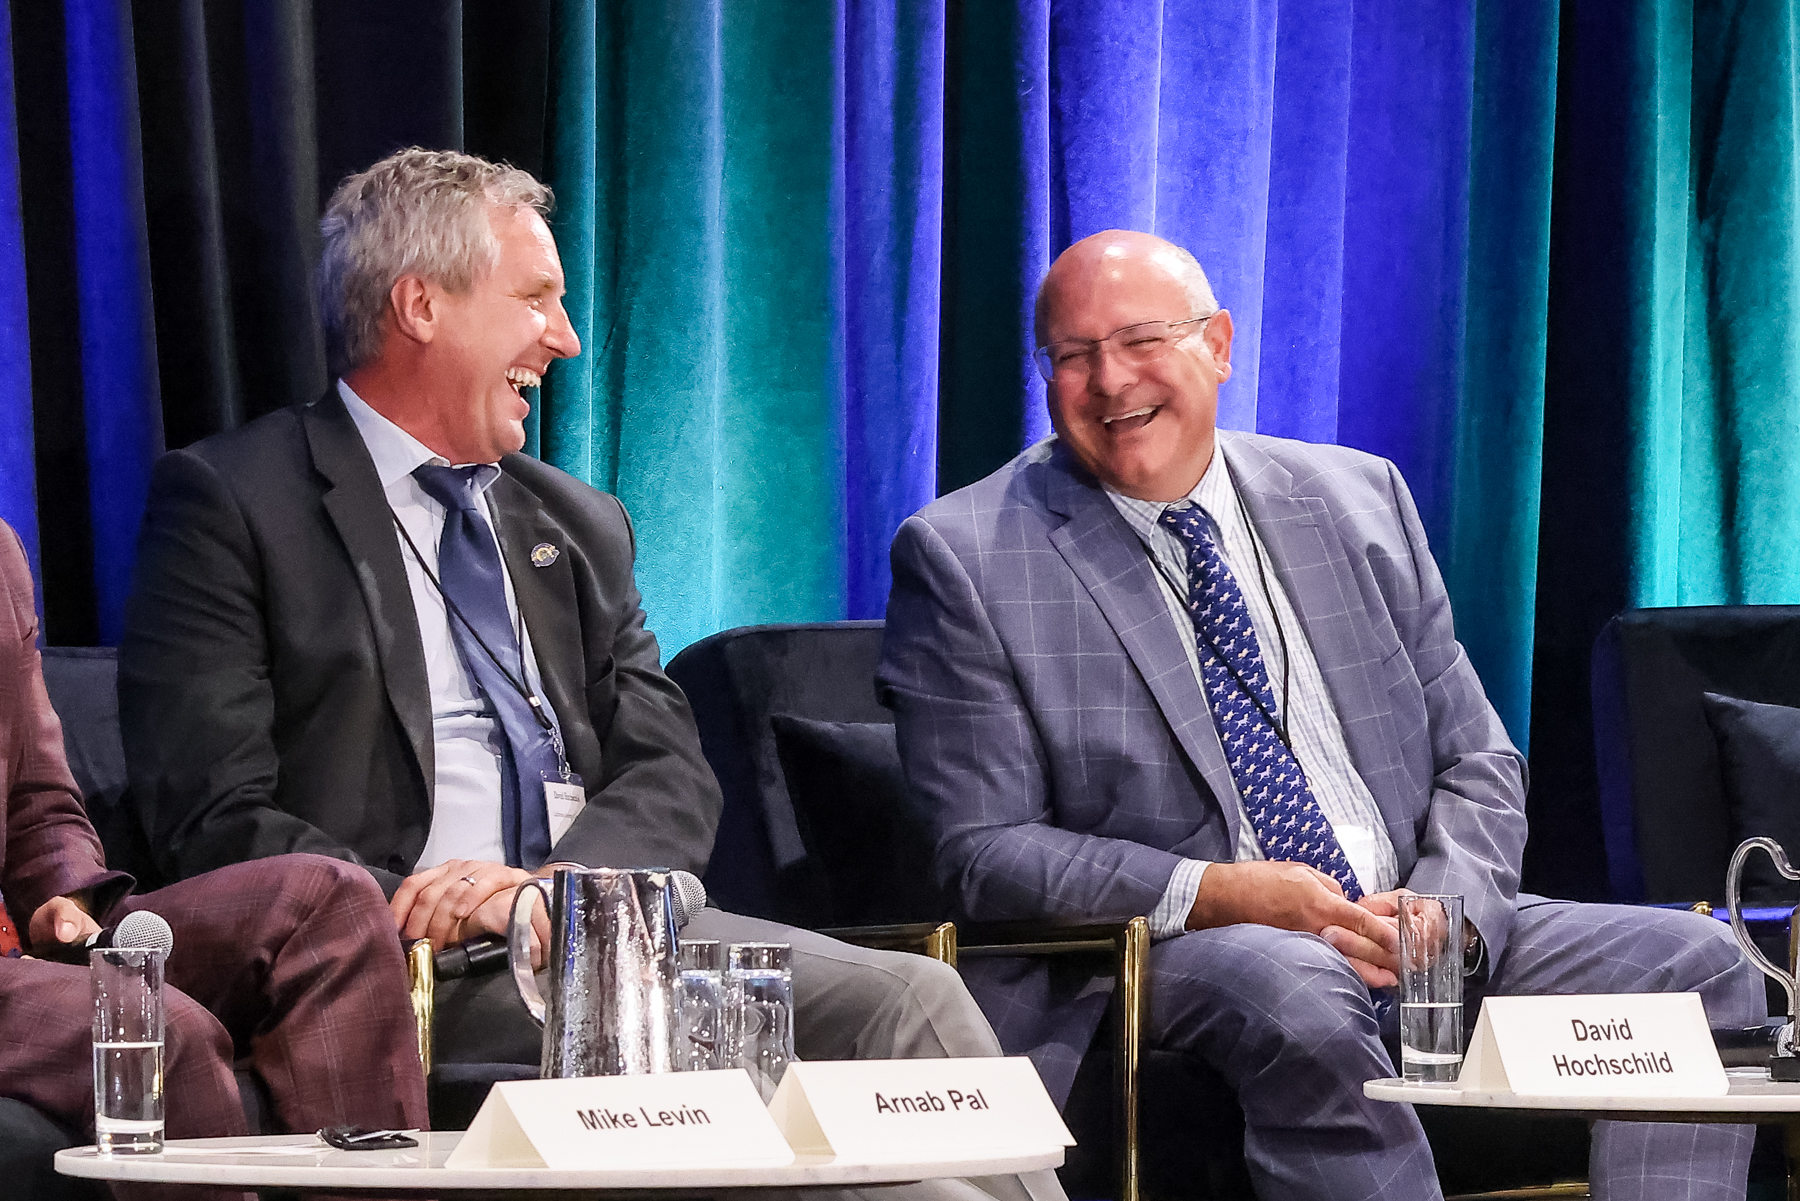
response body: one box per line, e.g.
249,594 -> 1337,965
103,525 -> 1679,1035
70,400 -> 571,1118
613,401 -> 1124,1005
0,854 -> 429,1201
433,906 -> 1066,1201
1146,895 -> 1765,1201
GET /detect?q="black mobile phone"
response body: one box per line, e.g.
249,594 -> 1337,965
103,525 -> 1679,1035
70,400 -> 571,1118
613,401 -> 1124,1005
318,1124 -> 419,1151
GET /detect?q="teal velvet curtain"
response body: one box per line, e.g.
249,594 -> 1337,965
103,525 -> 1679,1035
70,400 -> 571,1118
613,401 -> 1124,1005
1528,0 -> 1800,892
1453,0 -> 1559,750
538,1 -> 856,653
1630,0 -> 1800,606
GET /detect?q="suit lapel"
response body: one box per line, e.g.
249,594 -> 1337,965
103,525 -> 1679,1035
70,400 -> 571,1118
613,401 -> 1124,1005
303,391 -> 436,796
1043,453 -> 1243,849
489,466 -> 584,765
1224,435 -> 1408,818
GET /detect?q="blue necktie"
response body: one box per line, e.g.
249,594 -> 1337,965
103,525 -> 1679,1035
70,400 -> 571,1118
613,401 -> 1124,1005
412,464 -> 557,868
1158,503 -> 1362,901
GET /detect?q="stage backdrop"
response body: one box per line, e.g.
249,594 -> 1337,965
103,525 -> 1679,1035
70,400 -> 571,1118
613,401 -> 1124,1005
0,0 -> 1791,899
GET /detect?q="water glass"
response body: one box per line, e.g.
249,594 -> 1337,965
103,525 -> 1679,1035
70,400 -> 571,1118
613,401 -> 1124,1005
728,942 -> 796,1102
677,939 -> 727,1071
92,947 -> 166,1154
1398,893 -> 1464,1084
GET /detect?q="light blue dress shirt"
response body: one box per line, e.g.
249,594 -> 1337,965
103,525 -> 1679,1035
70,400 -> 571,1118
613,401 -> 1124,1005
1105,439 -> 1399,938
339,380 -> 565,870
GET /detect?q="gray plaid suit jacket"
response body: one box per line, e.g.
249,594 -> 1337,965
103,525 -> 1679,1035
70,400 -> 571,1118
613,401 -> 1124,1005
877,430 -> 1528,1101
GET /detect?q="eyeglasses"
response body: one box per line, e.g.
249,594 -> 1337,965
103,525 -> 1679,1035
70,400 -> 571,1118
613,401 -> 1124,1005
1033,313 -> 1219,383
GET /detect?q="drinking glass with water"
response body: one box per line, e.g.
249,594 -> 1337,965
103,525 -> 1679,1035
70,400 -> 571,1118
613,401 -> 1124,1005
728,942 -> 796,1102
677,939 -> 727,1071
92,947 -> 166,1154
1398,893 -> 1464,1084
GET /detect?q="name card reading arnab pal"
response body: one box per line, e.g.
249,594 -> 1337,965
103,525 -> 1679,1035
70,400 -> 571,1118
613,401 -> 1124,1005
768,1057 -> 1073,1162
1457,993 -> 1727,1097
444,1071 -> 794,1170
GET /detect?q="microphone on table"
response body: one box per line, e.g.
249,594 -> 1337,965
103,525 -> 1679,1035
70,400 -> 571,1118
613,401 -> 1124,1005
433,869 -> 709,980
37,910 -> 174,965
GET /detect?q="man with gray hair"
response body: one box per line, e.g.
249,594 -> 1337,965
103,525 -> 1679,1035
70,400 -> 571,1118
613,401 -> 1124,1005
121,149 -> 1062,1201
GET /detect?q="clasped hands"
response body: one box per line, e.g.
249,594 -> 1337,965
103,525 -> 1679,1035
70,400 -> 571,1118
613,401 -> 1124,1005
1186,860 -> 1408,990
390,859 -> 551,969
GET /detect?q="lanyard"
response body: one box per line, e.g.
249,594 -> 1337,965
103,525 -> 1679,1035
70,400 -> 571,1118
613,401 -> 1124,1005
1153,478 -> 1295,750
388,504 -> 572,778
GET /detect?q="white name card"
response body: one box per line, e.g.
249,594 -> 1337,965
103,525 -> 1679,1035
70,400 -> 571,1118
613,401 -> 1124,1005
768,1057 -> 1073,1162
1458,993 -> 1727,1097
444,1070 -> 795,1170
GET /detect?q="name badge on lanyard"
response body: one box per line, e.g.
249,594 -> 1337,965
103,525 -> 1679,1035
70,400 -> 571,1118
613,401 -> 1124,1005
542,772 -> 586,845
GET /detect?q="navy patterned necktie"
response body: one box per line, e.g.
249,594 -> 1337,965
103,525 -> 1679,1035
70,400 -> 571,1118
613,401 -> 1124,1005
1158,503 -> 1362,901
412,464 -> 557,868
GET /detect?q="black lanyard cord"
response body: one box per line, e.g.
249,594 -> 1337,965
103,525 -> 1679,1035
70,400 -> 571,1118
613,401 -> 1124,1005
388,507 -> 556,738
1230,470 -> 1294,747
1157,469 -> 1295,752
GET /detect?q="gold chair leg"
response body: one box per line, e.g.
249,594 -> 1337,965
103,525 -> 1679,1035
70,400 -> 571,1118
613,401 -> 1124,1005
406,939 -> 434,1076
1115,916 -> 1149,1201
924,921 -> 958,966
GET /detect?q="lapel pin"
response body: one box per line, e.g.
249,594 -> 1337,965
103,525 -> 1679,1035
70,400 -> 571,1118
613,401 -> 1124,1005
531,542 -> 560,567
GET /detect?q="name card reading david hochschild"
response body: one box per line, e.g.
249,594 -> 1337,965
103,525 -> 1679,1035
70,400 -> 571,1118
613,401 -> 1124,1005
1457,993 -> 1727,1097
768,1057 -> 1074,1162
444,1071 -> 794,1170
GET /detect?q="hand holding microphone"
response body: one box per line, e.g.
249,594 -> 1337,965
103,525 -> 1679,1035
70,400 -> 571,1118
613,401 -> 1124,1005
434,869 -> 707,979
34,909 -> 174,965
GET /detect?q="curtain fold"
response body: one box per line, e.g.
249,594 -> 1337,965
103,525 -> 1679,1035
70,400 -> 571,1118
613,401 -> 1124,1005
842,0 -> 944,621
1530,0 -> 1800,899
66,0 -> 160,646
543,0 -> 953,651
1448,0 -> 1559,765
544,0 -> 850,653
0,3 -> 32,579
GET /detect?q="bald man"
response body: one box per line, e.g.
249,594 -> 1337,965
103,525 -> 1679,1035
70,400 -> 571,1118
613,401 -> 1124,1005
878,230 -> 1764,1200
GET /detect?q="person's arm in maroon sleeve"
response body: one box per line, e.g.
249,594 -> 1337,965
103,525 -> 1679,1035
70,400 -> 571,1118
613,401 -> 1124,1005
0,523 -> 131,942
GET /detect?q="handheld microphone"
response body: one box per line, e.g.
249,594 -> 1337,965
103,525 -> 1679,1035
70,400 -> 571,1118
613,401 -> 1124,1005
37,910 -> 174,965
669,869 -> 708,927
433,869 -> 708,979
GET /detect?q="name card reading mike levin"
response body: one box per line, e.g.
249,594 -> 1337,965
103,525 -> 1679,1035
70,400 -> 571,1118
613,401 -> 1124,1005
1457,993 -> 1726,1097
768,1057 -> 1073,1162
445,1070 -> 794,1170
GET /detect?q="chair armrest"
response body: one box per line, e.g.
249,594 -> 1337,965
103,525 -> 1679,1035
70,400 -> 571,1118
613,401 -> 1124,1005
956,916 -> 1146,958
816,921 -> 959,964
950,916 -> 1151,1201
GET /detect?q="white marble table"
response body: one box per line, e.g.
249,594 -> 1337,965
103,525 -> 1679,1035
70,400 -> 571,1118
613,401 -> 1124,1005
1366,1071 -> 1800,1122
1368,1071 -> 1800,1197
56,1131 -> 1064,1195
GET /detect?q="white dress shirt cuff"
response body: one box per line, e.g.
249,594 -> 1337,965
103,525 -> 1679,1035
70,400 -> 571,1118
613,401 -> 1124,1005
1149,859 -> 1210,940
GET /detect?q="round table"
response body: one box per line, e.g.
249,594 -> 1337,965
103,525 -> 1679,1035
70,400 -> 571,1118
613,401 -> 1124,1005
56,1131 -> 1064,1196
1367,1072 -> 1800,1199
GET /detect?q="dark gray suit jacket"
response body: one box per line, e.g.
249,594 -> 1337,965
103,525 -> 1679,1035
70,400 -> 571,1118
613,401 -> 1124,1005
120,390 -> 720,897
878,431 -> 1527,1099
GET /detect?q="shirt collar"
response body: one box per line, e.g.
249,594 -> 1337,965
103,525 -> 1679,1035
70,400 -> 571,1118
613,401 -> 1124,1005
1103,437 -> 1229,529
1189,437 -> 1233,523
337,379 -> 448,489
